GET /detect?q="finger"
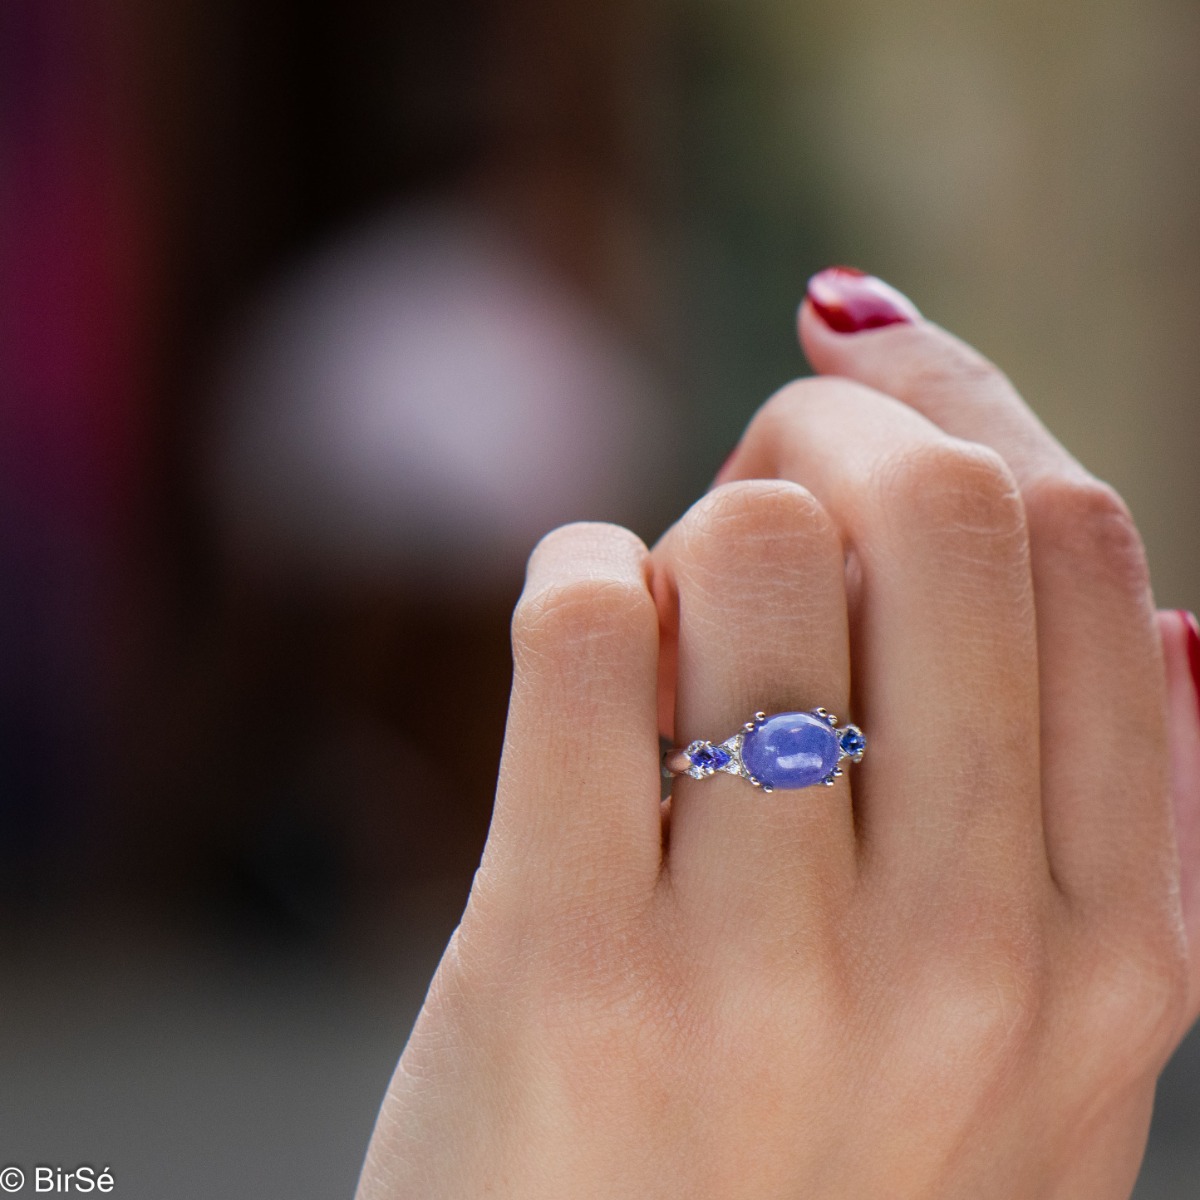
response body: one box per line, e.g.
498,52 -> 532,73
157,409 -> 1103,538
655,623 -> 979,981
486,522 -> 663,908
1160,609 -> 1200,1021
654,480 -> 857,940
726,378 -> 1044,899
791,269 -> 1169,916
798,267 -> 1077,485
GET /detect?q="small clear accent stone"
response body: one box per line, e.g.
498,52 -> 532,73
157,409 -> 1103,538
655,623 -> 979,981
839,726 -> 866,757
691,744 -> 732,772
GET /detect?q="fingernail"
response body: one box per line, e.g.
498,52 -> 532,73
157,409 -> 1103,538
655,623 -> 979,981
807,266 -> 921,334
1180,611 -> 1200,713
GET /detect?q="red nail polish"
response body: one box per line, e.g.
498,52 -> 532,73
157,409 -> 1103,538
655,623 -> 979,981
807,266 -> 921,334
1180,611 -> 1200,711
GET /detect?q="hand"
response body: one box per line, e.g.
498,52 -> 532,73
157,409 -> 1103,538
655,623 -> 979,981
356,270 -> 1198,1199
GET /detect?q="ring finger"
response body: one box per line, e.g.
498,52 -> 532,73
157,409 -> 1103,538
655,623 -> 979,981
655,478 -> 857,944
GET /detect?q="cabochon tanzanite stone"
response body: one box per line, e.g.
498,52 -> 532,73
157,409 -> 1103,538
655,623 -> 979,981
740,711 -> 840,789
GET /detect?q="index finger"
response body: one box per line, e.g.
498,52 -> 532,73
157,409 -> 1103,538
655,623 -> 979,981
789,270 -> 1168,920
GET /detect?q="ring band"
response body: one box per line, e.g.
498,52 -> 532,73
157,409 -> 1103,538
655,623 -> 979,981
663,708 -> 865,793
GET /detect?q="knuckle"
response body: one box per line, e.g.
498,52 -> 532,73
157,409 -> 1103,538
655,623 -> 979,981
524,521 -> 650,591
512,576 -> 654,660
752,376 -> 827,433
1024,475 -> 1150,595
683,478 -> 837,567
916,945 -> 1046,1081
911,906 -> 1049,1055
1075,929 -> 1188,1068
873,441 -> 1025,544
746,376 -> 859,456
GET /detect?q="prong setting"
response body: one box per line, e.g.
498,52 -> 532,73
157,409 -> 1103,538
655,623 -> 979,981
664,708 -> 865,791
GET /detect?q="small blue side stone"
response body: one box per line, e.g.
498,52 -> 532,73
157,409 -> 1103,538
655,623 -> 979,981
839,726 -> 866,757
692,744 -> 731,772
741,711 -> 840,789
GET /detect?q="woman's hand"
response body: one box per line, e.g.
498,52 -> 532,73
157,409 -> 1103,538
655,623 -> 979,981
356,271 -> 1200,1199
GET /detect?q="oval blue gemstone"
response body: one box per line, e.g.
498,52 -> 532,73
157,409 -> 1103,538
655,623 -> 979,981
741,711 -> 840,789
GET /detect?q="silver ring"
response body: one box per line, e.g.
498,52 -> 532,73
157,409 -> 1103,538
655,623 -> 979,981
663,708 -> 865,793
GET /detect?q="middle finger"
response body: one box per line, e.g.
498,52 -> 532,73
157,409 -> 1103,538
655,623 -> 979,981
734,377 -> 1045,901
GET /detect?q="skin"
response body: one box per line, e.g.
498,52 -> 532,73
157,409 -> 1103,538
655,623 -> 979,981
355,294 -> 1200,1199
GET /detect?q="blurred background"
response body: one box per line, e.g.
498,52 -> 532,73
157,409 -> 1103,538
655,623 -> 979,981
1,0 -> 1198,1196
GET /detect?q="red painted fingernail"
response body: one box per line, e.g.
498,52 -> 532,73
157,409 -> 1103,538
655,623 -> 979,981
1180,611 -> 1200,712
806,266 -> 921,334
